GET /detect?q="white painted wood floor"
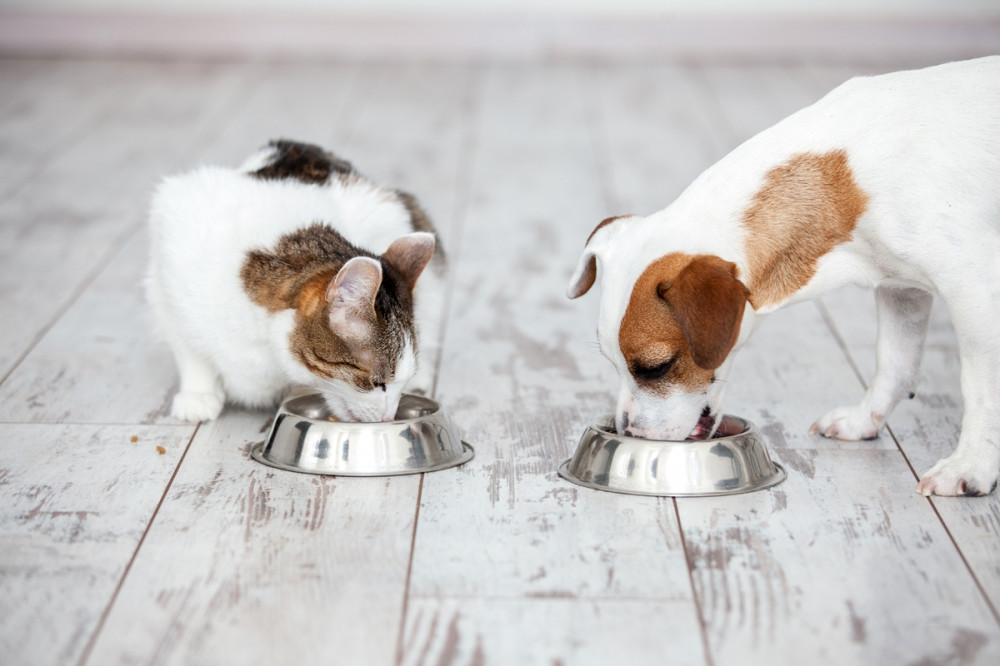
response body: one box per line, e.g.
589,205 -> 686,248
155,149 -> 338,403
1,55 -> 999,666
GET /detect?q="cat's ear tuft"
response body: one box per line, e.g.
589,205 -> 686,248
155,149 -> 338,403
382,232 -> 436,291
327,257 -> 382,340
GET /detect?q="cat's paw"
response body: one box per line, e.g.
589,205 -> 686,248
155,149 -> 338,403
917,455 -> 999,497
172,390 -> 224,423
809,405 -> 883,441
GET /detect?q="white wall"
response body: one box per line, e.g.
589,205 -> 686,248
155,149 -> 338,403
2,0 -> 998,18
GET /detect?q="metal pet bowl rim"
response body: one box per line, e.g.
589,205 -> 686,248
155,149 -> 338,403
558,413 -> 787,497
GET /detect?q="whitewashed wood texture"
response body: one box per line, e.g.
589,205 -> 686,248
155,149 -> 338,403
0,423 -> 192,665
0,61 -> 253,386
81,64 -> 474,666
0,56 -> 998,666
403,64 -> 709,665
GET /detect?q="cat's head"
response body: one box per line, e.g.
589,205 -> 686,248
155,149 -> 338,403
287,232 -> 436,422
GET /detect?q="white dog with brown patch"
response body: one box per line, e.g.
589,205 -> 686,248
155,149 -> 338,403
567,56 -> 1000,497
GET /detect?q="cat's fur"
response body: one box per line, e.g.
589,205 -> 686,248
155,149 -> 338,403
146,140 -> 445,423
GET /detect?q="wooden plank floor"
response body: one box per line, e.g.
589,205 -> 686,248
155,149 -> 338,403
1,55 -> 998,666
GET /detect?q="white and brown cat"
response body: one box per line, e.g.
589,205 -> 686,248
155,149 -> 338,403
147,140 -> 444,423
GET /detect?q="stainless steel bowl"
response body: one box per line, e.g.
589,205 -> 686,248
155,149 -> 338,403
251,393 -> 473,476
559,414 -> 785,497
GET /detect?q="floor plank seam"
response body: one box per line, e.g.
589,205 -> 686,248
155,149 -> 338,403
0,221 -> 141,389
672,498 -> 715,666
394,473 -> 425,666
0,65 -> 153,207
431,65 -> 482,399
74,421 -> 202,666
814,300 -> 869,390
816,302 -> 1000,630
925,492 -> 1000,629
0,62 -> 263,391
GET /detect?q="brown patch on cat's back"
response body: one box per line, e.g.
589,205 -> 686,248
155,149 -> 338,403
251,140 -> 353,185
294,270 -> 338,317
241,251 -> 299,313
741,149 -> 869,308
240,223 -> 356,313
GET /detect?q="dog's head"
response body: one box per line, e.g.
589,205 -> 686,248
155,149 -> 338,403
567,215 -> 752,440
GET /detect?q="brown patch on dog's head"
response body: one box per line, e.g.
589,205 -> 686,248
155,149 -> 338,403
567,215 -> 635,299
742,149 -> 869,308
619,253 -> 749,393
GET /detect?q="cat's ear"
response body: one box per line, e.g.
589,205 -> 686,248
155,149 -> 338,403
382,232 -> 436,291
326,257 -> 383,340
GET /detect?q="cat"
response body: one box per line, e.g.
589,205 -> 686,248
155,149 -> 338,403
146,140 -> 445,423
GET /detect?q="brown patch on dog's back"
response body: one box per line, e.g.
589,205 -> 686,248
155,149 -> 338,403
251,140 -> 353,185
618,253 -> 746,393
742,149 -> 868,308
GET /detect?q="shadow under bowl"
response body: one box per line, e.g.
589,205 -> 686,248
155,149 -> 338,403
558,414 -> 785,497
251,393 -> 473,476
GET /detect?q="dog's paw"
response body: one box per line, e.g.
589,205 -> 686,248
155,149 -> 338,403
171,390 -> 224,423
810,406 -> 882,441
917,456 -> 999,497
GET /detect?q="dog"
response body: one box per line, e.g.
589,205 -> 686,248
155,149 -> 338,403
566,56 -> 1000,497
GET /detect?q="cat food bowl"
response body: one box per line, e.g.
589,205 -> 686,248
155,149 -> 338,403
558,415 -> 785,497
251,392 -> 473,476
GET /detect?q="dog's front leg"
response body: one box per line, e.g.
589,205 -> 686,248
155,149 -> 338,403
917,307 -> 1000,497
811,285 -> 932,440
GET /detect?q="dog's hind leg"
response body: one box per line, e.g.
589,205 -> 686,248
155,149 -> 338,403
917,294 -> 1000,496
811,285 -> 932,441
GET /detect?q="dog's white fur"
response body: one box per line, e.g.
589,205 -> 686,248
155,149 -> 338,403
568,56 -> 1000,496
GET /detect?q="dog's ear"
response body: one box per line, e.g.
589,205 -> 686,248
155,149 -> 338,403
567,250 -> 598,299
659,255 -> 749,370
567,216 -> 633,299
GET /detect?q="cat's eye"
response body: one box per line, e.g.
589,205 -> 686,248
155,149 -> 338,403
632,354 -> 677,381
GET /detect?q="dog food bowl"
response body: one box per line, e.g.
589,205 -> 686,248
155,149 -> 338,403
251,392 -> 473,476
559,415 -> 785,497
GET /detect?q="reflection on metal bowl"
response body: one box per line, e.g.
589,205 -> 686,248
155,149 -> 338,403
559,415 -> 785,497
251,393 -> 473,476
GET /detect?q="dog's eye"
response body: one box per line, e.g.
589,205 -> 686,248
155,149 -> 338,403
633,355 -> 677,381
